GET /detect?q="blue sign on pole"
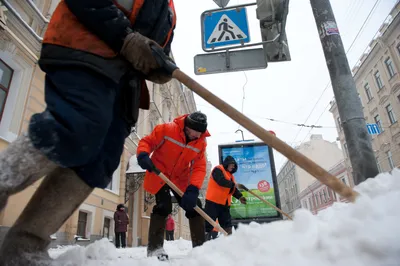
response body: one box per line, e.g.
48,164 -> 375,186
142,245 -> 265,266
202,8 -> 250,49
366,123 -> 381,135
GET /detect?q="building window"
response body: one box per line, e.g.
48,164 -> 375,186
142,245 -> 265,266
0,59 -> 13,122
103,217 -> 111,239
341,178 -> 347,185
326,188 -> 330,200
385,57 -> 396,78
374,114 -> 384,132
364,83 -> 372,101
336,116 -> 342,131
387,151 -> 395,169
374,71 -> 384,89
322,190 -> 326,203
386,104 -> 397,125
308,197 -> 313,210
376,158 -> 382,173
77,211 -> 88,238
343,143 -> 349,158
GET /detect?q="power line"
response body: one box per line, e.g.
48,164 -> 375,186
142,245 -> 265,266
278,0 -> 384,169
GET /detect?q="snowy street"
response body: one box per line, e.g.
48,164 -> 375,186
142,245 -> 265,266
48,170 -> 400,266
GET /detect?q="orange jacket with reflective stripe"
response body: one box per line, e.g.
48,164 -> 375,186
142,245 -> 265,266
43,0 -> 176,58
137,115 -> 210,195
206,165 -> 236,206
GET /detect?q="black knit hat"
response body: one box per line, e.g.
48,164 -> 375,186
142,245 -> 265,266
185,111 -> 207,133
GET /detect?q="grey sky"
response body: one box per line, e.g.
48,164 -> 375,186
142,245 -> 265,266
171,0 -> 398,171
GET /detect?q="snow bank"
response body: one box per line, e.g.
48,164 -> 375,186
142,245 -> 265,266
49,170 -> 400,266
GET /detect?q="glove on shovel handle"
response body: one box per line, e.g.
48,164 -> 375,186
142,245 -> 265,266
153,167 -> 228,236
150,45 -> 179,76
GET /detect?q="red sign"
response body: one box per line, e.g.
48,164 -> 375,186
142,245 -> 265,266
257,180 -> 270,192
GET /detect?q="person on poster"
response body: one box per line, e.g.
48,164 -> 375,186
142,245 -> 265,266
204,155 -> 247,238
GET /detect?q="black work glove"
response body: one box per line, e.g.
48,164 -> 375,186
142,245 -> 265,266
145,63 -> 174,84
181,185 -> 199,212
239,197 -> 247,204
137,152 -> 155,172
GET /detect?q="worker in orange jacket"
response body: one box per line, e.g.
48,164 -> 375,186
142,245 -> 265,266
205,156 -> 247,239
0,0 -> 176,264
137,111 -> 210,260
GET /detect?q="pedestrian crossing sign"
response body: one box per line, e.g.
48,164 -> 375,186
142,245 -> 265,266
202,7 -> 250,49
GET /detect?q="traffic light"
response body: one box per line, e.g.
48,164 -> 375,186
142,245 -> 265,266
256,0 -> 291,62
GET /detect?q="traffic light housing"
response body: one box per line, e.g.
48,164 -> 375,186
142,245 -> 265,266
256,0 -> 291,62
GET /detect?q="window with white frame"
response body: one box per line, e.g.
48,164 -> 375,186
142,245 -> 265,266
341,177 -> 347,185
0,59 -> 13,122
385,57 -> 396,78
387,150 -> 395,169
336,116 -> 342,131
103,217 -> 111,239
106,161 -> 121,194
374,71 -> 384,89
376,157 -> 382,173
343,143 -> 349,158
364,83 -> 372,101
374,114 -> 384,132
386,104 -> 397,125
77,211 -> 88,238
76,204 -> 95,240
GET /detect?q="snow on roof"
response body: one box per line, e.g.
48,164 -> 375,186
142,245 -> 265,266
126,155 -> 145,174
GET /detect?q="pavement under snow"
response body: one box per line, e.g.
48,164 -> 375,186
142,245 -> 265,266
49,170 -> 400,266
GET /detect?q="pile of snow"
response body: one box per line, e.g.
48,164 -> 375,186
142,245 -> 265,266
49,170 -> 400,265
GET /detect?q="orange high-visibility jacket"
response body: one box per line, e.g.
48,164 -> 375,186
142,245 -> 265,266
43,0 -> 176,58
206,165 -> 237,206
137,114 -> 210,195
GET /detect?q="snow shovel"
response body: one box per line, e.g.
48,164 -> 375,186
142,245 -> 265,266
152,167 -> 229,236
237,183 -> 293,220
150,45 -> 358,203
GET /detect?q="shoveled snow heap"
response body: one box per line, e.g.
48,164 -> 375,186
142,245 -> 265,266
49,170 -> 400,266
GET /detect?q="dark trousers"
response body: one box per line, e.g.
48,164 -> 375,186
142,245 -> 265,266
204,200 -> 232,233
115,232 -> 126,248
29,66 -> 132,188
166,230 -> 174,241
152,185 -> 203,219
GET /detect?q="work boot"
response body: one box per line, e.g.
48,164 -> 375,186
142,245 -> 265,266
0,167 -> 94,266
147,213 -> 169,261
189,215 -> 205,248
224,227 -> 233,235
0,132 -> 58,211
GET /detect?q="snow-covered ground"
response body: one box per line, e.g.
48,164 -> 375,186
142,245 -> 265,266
49,170 -> 400,266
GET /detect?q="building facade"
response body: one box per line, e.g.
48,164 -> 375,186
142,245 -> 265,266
330,3 -> 400,177
0,0 -> 203,247
298,160 -> 351,215
277,134 -> 345,217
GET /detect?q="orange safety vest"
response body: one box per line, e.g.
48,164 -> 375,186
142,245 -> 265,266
43,0 -> 176,58
206,165 -> 236,206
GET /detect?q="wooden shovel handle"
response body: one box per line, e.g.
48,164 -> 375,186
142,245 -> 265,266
172,69 -> 358,203
155,170 -> 228,236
